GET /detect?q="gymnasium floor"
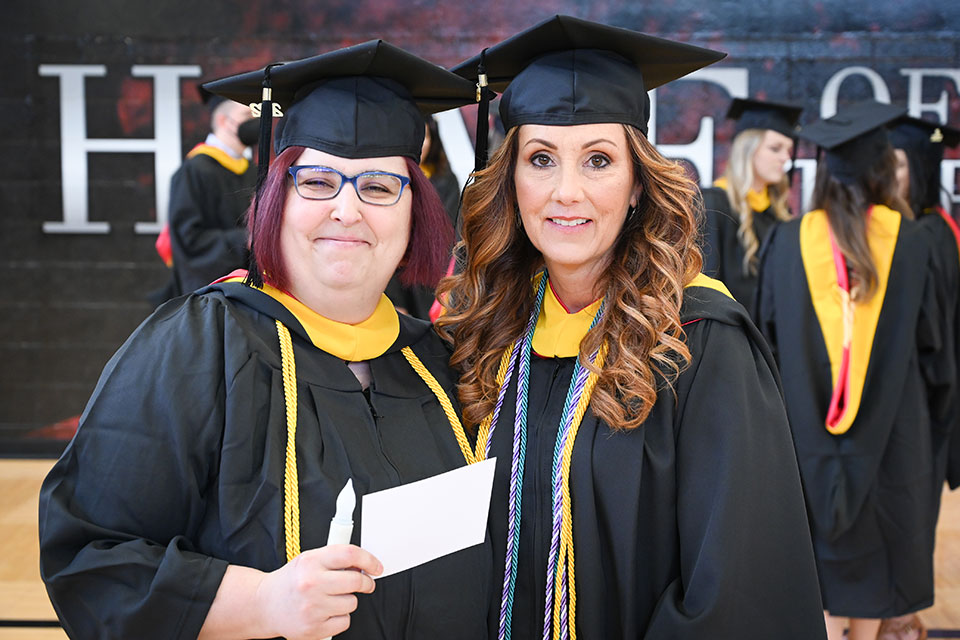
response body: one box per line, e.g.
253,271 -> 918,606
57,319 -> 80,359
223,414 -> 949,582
1,458 -> 958,638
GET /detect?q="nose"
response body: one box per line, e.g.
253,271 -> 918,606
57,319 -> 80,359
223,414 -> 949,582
553,162 -> 584,204
329,182 -> 364,226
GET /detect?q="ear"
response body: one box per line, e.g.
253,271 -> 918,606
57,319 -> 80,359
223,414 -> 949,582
630,183 -> 643,208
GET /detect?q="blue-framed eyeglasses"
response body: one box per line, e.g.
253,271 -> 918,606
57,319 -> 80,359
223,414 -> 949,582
287,165 -> 411,206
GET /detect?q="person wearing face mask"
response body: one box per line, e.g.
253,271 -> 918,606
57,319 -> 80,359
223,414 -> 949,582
440,16 -> 826,638
161,86 -> 260,301
700,98 -> 803,311
38,43 -> 489,640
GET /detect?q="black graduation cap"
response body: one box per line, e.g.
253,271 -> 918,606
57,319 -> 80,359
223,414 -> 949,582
450,15 -> 725,170
887,115 -> 960,211
726,97 -> 803,139
202,40 -> 476,287
888,115 -> 960,152
799,100 -> 907,184
196,84 -> 227,110
204,39 -> 476,163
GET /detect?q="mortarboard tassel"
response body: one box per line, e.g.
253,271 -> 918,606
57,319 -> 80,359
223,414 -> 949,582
473,49 -> 491,173
245,63 -> 281,289
787,137 -> 799,189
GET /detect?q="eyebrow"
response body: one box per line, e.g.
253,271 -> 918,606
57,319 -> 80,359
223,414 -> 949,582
521,138 -> 619,150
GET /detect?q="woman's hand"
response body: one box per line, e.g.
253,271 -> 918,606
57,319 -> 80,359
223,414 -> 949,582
198,545 -> 383,640
256,545 -> 383,639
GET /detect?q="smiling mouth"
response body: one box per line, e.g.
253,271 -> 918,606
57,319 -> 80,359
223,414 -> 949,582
549,218 -> 590,227
317,237 -> 367,244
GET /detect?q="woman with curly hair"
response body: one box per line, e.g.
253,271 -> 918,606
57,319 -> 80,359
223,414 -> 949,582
440,15 -> 826,639
700,97 -> 803,310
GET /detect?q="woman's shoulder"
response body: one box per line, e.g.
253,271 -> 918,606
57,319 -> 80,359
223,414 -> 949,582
679,274 -> 772,360
396,314 -> 455,366
680,274 -> 747,326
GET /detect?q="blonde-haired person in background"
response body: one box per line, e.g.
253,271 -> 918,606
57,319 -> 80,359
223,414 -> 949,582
700,97 -> 802,311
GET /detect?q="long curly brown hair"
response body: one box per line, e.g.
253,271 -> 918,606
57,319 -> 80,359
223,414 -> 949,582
435,124 -> 703,431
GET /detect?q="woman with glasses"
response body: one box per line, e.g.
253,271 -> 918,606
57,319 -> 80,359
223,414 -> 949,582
439,16 -> 826,639
39,42 -> 489,640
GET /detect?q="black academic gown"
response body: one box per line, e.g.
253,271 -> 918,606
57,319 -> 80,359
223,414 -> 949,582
700,186 -> 782,311
485,282 -> 826,639
755,212 -> 957,618
38,282 -> 490,640
168,151 -> 256,295
918,209 -> 960,490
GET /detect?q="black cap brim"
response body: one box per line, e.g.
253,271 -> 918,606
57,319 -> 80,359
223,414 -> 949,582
451,15 -> 725,92
889,115 -> 960,150
726,97 -> 804,139
800,100 -> 908,184
204,39 -> 476,117
449,15 -> 725,135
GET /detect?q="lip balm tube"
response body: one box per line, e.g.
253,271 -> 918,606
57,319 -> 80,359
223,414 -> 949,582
322,478 -> 356,640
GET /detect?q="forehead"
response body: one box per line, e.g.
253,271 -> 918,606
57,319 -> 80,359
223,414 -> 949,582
517,122 -> 628,148
762,129 -> 794,147
294,147 -> 408,175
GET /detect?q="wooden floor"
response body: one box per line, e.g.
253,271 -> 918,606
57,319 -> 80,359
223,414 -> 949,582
1,459 -> 959,637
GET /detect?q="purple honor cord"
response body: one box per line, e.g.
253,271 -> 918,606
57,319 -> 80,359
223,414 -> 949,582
491,269 -> 606,640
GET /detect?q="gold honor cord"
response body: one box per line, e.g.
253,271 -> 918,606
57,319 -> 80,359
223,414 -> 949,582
553,344 -> 607,639
275,323 -> 473,563
277,321 -> 301,562
473,346 -> 515,462
401,346 -> 478,465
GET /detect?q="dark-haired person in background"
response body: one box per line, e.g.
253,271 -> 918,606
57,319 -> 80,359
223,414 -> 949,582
756,101 -> 958,640
880,115 -> 960,640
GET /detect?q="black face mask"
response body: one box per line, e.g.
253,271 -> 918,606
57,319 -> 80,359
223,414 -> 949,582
237,118 -> 260,147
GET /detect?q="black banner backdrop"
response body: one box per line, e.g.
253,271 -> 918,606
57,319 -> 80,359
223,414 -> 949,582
2,1 -> 958,453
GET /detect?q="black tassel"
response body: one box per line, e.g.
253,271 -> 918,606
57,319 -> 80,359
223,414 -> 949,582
787,137 -> 799,188
245,63 -> 281,289
473,49 -> 492,173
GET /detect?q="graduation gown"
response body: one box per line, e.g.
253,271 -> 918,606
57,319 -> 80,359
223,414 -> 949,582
168,145 -> 256,295
755,207 -> 957,617
700,185 -> 783,311
485,277 -> 826,639
918,208 -> 960,490
38,282 -> 490,640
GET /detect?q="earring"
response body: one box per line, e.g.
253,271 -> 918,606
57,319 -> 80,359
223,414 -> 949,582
627,203 -> 638,221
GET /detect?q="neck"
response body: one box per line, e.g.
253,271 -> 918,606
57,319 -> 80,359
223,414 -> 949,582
287,284 -> 384,325
211,130 -> 246,158
544,261 -> 604,313
750,178 -> 766,194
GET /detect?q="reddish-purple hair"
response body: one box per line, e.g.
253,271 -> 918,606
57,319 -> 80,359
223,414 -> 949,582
247,146 -> 454,292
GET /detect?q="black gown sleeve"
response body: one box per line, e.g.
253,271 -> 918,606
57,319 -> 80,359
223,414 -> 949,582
643,317 -> 826,638
38,297 -> 232,640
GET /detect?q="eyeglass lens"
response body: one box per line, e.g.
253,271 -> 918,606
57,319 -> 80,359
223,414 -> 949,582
294,167 -> 404,205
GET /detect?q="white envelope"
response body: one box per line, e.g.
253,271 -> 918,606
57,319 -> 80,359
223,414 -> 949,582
360,457 -> 496,578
